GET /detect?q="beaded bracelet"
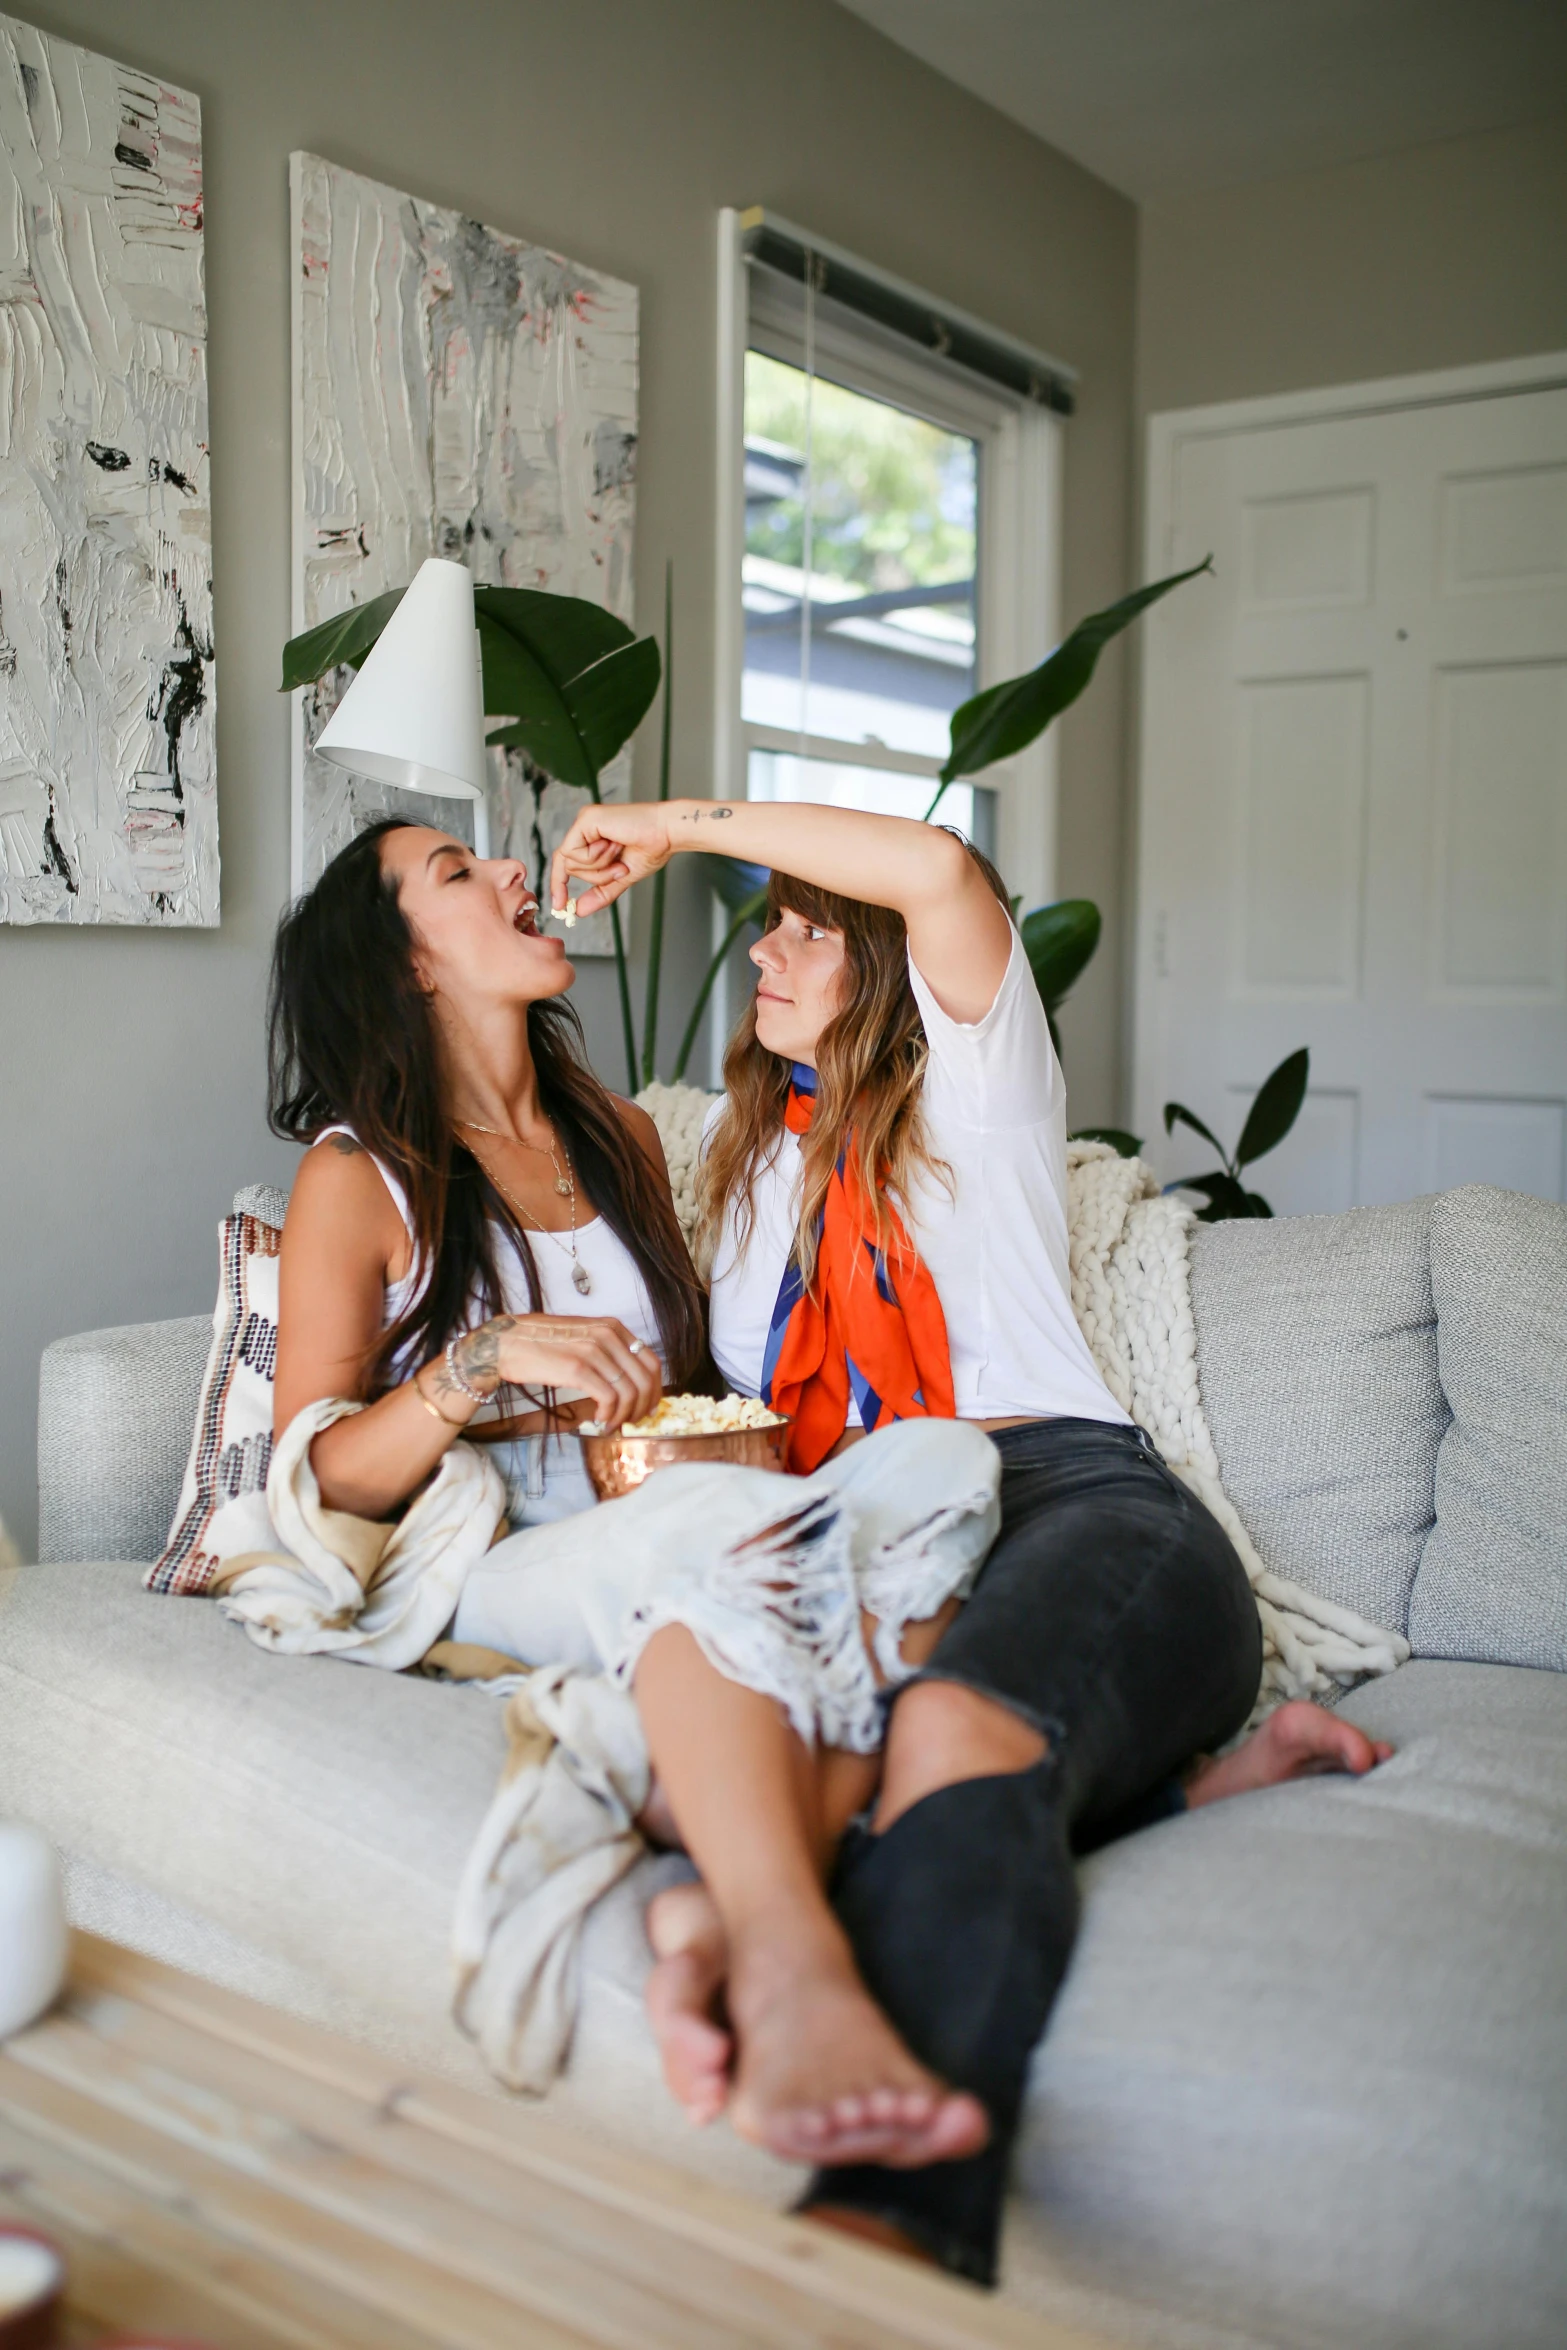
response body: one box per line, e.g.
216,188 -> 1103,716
444,1336 -> 492,1405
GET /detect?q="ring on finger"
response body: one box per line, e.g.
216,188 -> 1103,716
628,1337 -> 644,1356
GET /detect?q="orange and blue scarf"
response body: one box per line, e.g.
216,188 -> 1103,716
761,1064 -> 955,1475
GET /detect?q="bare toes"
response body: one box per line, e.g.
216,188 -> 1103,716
646,1951 -> 732,2119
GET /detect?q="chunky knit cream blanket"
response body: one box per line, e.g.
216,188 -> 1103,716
638,1086 -> 1408,1713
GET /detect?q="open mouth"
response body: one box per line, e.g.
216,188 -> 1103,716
513,899 -> 540,937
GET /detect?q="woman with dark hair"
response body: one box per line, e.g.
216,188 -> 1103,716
269,817 -> 699,1521
549,794 -> 1391,2286
268,813 -> 1002,1809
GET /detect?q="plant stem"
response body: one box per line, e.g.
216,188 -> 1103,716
671,887 -> 768,1083
641,562 -> 674,1087
609,900 -> 638,1093
583,764 -> 640,1095
921,776 -> 952,823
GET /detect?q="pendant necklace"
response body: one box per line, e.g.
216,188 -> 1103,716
458,1117 -> 573,1197
461,1126 -> 592,1296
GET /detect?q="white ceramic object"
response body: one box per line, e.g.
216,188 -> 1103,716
315,556 -> 489,810
0,2226 -> 66,2334
0,1822 -> 67,2039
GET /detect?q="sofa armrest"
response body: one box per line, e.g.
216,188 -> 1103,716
38,1317 -> 212,1565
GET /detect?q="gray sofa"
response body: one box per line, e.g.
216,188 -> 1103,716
4,1182 -> 1565,2350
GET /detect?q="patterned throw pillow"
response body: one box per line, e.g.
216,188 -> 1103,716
145,1188 -> 289,1596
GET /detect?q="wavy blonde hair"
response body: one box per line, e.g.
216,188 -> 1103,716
697,846 -> 1009,1292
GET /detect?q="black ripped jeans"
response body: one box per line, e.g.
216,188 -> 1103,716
802,1416 -> 1262,2285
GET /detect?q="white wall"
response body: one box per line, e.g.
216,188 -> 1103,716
1,0 -> 1137,1554
1137,115 -> 1567,419
1128,114 -> 1567,1122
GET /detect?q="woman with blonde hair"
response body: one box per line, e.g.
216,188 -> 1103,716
550,793 -> 1389,2286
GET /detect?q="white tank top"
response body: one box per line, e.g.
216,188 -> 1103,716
705,931 -> 1131,1431
310,1125 -> 665,1525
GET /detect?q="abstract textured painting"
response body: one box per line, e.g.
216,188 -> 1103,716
0,15 -> 217,925
291,152 -> 638,950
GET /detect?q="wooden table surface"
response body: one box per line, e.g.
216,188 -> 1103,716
0,1932 -> 1112,2350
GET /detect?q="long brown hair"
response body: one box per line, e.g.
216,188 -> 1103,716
698,845 -> 1010,1291
268,819 -> 706,1394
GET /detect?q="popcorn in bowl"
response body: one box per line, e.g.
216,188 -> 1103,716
621,1394 -> 785,1437
581,1393 -> 785,1438
578,1393 -> 791,1495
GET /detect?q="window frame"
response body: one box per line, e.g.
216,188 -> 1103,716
715,207 -> 1062,914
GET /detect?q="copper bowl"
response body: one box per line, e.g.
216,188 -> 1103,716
580,1417 -> 790,1500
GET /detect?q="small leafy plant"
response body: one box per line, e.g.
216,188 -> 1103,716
1164,1048 -> 1310,1220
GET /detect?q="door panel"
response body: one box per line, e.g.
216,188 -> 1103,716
1137,377 -> 1567,1209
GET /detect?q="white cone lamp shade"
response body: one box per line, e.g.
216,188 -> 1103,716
315,557 -> 491,853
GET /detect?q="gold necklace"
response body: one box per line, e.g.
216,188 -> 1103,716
457,1117 -> 573,1198
465,1136 -> 592,1298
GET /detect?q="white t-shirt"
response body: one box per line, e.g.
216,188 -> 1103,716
706,930 -> 1131,1428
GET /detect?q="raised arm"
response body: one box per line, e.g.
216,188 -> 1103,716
551,799 -> 1014,1026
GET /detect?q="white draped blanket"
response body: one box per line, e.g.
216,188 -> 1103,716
1063,1140 -> 1408,1711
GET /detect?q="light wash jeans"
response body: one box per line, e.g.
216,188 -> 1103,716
450,1418 -> 1001,1752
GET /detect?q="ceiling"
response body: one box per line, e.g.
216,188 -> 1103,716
834,0 -> 1567,200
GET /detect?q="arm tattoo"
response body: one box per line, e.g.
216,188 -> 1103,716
328,1133 -> 365,1155
678,805 -> 734,823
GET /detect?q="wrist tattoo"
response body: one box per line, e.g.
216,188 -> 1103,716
678,805 -> 734,823
451,1324 -> 505,1395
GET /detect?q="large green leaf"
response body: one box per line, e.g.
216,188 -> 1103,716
279,588 -> 406,691
280,580 -> 660,794
477,613 -> 589,783
477,598 -> 659,791
1020,898 -> 1101,1015
475,585 -> 632,677
1163,1099 -> 1229,1162
484,633 -> 661,791
570,638 -> 663,780
699,854 -> 772,915
1235,1047 -> 1310,1169
941,557 -> 1213,785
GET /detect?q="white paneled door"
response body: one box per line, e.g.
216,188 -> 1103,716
1136,360 -> 1567,1212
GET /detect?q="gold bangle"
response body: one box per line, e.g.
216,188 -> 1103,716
413,1372 -> 469,1430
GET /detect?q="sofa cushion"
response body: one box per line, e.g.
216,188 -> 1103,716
1408,1186 -> 1567,1670
1189,1199 -> 1447,1636
0,1558 -> 795,2198
38,1317 -> 212,1565
1010,1660 -> 1567,2349
0,1559 -> 505,2076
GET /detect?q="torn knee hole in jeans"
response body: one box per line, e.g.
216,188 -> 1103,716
615,1487 -> 990,1757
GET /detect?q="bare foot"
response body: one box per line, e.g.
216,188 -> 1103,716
1187,1699 -> 1393,1808
645,1882 -> 732,2126
726,1929 -> 990,2169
